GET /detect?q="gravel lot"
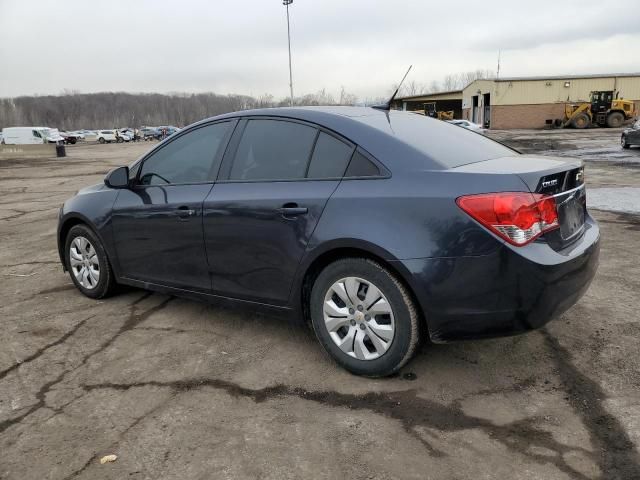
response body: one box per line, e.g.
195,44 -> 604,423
1,129 -> 639,480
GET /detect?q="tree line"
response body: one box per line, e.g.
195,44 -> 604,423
0,88 -> 359,130
0,69 -> 493,130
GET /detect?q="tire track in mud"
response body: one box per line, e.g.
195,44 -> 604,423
542,330 -> 640,480
83,373 -> 611,480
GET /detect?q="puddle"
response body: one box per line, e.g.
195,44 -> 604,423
587,187 -> 640,214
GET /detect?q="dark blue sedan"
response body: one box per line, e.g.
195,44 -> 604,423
57,107 -> 600,376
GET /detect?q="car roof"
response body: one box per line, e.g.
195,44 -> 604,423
192,106 -> 513,170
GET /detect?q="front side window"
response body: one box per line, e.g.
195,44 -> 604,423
306,132 -> 354,179
229,119 -> 317,181
32,130 -> 41,138
139,122 -> 230,185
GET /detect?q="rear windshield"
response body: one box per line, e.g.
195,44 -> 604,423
360,112 -> 515,168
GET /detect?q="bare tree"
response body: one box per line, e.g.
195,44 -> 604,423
0,87 -> 359,130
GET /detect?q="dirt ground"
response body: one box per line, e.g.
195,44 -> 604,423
1,129 -> 639,480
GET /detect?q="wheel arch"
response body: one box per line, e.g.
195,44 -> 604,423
57,214 -> 108,272
294,241 -> 428,333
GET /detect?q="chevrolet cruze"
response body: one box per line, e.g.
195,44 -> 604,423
57,107 -> 600,376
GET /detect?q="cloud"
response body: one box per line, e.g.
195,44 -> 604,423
0,0 -> 638,99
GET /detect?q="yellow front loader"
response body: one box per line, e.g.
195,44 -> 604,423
560,90 -> 636,129
424,102 -> 454,121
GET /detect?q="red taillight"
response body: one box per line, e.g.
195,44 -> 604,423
456,192 -> 559,246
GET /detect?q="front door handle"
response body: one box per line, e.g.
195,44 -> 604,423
176,206 -> 196,218
276,203 -> 308,216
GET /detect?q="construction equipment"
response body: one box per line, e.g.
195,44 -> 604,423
559,90 -> 636,129
424,102 -> 455,121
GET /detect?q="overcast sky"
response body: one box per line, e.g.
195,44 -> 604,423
1,0 -> 638,100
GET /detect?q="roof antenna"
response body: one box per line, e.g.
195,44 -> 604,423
372,65 -> 412,111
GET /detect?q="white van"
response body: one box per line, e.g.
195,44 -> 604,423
1,127 -> 64,145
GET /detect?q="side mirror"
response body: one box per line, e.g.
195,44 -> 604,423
104,166 -> 129,189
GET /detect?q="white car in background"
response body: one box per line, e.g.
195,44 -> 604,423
96,130 -> 132,143
447,119 -> 486,134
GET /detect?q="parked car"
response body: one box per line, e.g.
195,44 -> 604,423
621,119 -> 640,149
96,130 -> 131,143
1,126 -> 64,144
156,125 -> 181,139
119,129 -> 139,141
141,127 -> 159,140
69,131 -> 86,140
57,107 -> 600,377
60,131 -> 82,144
447,119 -> 486,133
96,130 -> 117,144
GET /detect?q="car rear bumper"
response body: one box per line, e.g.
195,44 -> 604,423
395,215 -> 600,343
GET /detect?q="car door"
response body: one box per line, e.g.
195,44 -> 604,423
203,118 -> 355,305
111,121 -> 235,291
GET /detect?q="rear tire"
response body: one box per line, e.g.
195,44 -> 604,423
607,112 -> 624,128
310,258 -> 420,377
98,137 -> 105,144
64,224 -> 116,299
572,113 -> 590,129
622,136 -> 630,149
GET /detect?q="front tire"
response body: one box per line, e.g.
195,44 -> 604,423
98,137 -> 106,144
310,258 -> 420,377
607,112 -> 624,128
64,224 -> 115,299
572,113 -> 590,129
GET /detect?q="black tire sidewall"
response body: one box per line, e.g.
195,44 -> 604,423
607,112 -> 623,128
64,225 -> 112,299
310,259 -> 414,377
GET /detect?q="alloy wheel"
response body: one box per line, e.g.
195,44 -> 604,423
69,236 -> 100,289
323,276 -> 395,360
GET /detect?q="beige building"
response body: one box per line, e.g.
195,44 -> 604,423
392,90 -> 463,118
461,73 -> 640,129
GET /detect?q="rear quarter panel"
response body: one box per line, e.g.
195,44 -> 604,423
307,170 -> 530,261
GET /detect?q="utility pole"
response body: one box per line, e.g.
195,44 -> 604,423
283,0 -> 294,106
496,50 -> 501,80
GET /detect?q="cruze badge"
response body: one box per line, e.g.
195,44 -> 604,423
542,179 -> 558,188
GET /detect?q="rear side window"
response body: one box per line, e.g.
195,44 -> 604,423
306,132 -> 353,178
345,150 -> 380,177
229,119 -> 317,181
139,122 -> 230,185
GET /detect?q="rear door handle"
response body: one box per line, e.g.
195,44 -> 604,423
176,206 -> 196,218
276,204 -> 308,216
